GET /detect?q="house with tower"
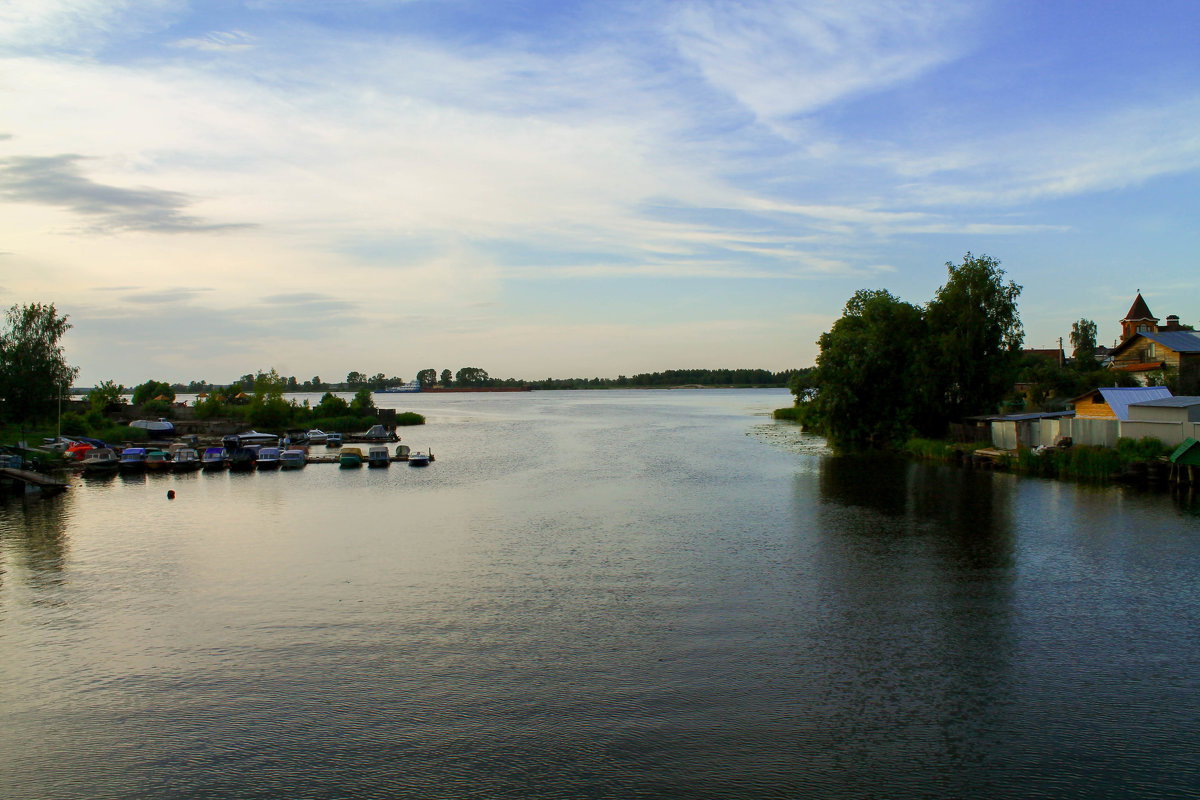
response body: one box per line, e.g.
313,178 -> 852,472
1108,293 -> 1200,392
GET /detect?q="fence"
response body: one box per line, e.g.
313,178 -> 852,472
990,417 -> 1200,450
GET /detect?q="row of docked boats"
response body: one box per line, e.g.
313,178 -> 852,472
335,445 -> 430,468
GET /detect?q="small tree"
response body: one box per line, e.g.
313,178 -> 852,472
440,369 -> 453,387
0,302 -> 79,425
346,371 -> 365,387
1070,318 -> 1098,366
350,387 -> 375,414
455,367 -> 489,387
88,379 -> 126,412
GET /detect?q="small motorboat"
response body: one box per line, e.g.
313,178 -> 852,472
228,446 -> 259,472
325,433 -> 343,448
144,449 -> 171,472
118,447 -> 148,472
255,447 -> 282,470
81,447 -> 119,473
305,429 -> 328,445
339,447 -> 364,468
367,444 -> 390,467
172,448 -> 202,472
202,447 -> 228,471
408,451 -> 431,467
280,449 -> 307,470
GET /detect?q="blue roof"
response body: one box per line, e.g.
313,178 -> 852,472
1128,396 -> 1200,408
1142,331 -> 1200,353
1097,386 -> 1173,420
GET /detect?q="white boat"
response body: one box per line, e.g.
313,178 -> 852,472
256,447 -> 282,470
375,381 -> 421,393
130,418 -> 176,437
367,445 -> 390,467
81,447 -> 119,472
235,430 -> 279,447
171,448 -> 202,472
408,451 -> 430,467
280,449 -> 307,469
305,429 -> 328,444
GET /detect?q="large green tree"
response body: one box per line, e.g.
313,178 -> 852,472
924,253 -> 1023,421
810,289 -> 928,447
416,369 -> 437,389
0,302 -> 79,424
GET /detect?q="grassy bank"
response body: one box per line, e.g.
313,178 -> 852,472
904,435 -> 1170,483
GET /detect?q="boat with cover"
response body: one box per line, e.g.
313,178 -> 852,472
202,447 -> 228,471
339,447 -> 364,468
130,418 -> 176,438
280,449 -> 307,469
367,445 -> 390,467
233,430 -> 279,447
256,447 -> 282,470
144,449 -> 171,472
82,447 -> 119,472
172,448 -> 202,472
228,446 -> 259,472
118,447 -> 148,472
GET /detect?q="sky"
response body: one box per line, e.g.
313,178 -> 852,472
2,0 -> 1199,386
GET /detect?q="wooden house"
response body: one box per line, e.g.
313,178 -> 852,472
1068,386 -> 1172,420
1110,293 -> 1200,391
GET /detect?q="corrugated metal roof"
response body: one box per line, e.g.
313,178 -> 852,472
1097,386 -> 1173,420
1129,396 -> 1200,408
1142,331 -> 1200,353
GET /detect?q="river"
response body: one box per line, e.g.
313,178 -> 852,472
2,389 -> 1199,798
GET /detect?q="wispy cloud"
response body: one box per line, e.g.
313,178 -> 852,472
0,154 -> 253,233
172,29 -> 256,52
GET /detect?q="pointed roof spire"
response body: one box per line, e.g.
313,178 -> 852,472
1123,292 -> 1157,323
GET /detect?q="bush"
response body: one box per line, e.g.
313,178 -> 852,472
60,411 -> 88,436
773,407 -> 801,421
395,412 -> 425,426
141,399 -> 172,417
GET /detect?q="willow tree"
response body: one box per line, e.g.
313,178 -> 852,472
0,302 -> 79,425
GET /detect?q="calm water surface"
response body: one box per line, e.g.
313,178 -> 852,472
2,389 -> 1200,798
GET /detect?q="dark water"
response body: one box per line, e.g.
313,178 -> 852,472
2,389 -> 1199,799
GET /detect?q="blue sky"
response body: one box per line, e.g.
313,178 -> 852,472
2,0 -> 1198,385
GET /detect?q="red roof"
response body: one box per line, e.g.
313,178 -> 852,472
1123,293 -> 1157,323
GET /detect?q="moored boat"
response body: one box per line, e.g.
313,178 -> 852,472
325,433 -> 343,448
118,447 -> 148,472
280,449 -> 307,470
339,447 -> 364,468
228,446 -> 259,472
172,448 -> 202,472
367,444 -> 390,467
202,447 -> 228,471
130,418 -> 176,439
144,449 -> 171,472
82,447 -> 119,472
256,447 -> 282,470
408,451 -> 431,467
305,429 -> 328,444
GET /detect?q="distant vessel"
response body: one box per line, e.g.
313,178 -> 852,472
375,382 -> 420,394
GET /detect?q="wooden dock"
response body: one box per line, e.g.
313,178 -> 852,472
0,467 -> 70,497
